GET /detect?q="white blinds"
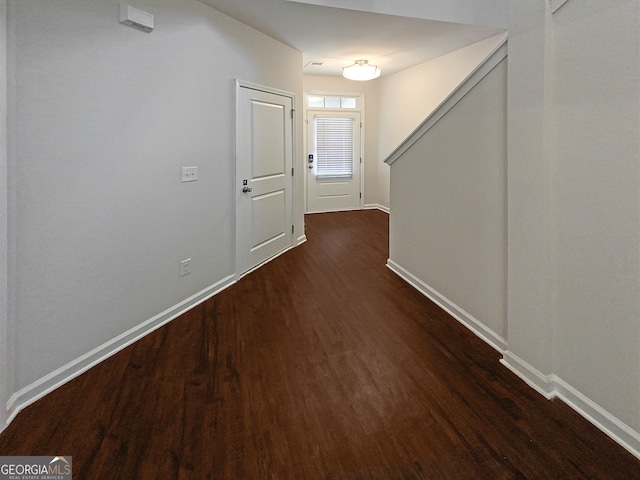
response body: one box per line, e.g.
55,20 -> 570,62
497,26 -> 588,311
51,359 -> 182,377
315,117 -> 354,177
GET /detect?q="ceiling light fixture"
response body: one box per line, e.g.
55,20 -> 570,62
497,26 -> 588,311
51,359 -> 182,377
342,59 -> 381,81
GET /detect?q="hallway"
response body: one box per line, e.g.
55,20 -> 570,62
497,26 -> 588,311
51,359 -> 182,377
1,210 -> 639,478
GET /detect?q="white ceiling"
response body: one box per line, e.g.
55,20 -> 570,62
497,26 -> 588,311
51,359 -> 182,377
198,0 -> 506,78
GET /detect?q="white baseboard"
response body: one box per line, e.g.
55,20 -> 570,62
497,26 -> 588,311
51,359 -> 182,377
500,350 -> 555,399
296,234 -> 307,245
237,243 -> 299,279
386,259 -> 507,353
389,258 -> 640,460
501,350 -> 640,460
305,205 -> 389,215
5,274 -> 236,426
306,207 -> 361,214
364,204 -> 390,214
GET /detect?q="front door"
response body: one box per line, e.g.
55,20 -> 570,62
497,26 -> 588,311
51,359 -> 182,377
236,85 -> 293,275
307,111 -> 362,213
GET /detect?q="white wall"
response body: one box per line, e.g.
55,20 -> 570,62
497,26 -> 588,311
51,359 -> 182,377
4,0 -> 302,426
302,75 -> 380,209
504,0 -> 640,445
0,0 -> 8,429
505,0 -> 556,380
377,33 -> 506,209
387,0 -> 640,457
388,58 -> 508,345
304,35 -> 507,213
551,0 -> 640,432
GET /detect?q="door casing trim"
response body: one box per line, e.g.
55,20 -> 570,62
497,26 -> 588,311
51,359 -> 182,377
234,80 -> 297,279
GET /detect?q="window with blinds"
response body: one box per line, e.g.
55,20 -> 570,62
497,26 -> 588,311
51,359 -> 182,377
315,117 -> 354,178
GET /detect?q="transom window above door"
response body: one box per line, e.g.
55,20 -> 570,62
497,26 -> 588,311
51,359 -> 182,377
307,96 -> 357,109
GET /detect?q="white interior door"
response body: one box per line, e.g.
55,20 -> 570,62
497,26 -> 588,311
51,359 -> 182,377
307,111 -> 361,213
237,85 -> 293,274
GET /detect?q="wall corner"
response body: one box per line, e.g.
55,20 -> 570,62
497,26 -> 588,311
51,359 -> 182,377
0,0 -> 10,432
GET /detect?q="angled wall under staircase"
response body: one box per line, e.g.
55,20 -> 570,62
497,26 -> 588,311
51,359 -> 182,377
385,0 -> 640,460
385,40 -> 508,351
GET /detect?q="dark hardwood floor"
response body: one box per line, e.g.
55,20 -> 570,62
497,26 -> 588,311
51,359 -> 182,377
1,210 -> 639,479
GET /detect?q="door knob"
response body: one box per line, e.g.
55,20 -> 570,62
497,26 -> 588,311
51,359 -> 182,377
242,186 -> 252,193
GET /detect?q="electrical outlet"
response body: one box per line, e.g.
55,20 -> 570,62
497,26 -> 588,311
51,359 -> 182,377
181,166 -> 198,182
180,258 -> 192,277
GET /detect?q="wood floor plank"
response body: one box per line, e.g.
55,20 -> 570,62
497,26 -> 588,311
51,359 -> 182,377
1,210 -> 639,479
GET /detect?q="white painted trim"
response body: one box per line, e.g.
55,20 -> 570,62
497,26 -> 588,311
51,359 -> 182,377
304,90 -> 366,101
386,259 -> 507,353
6,274 -> 236,425
305,109 -> 365,213
303,92 -> 366,214
235,80 -> 297,276
385,37 -> 508,166
550,0 -> 571,14
0,0 -> 8,431
236,79 -> 296,100
554,377 -> 640,461
237,244 -> 297,279
388,256 -> 640,459
296,234 -> 307,245
364,204 -> 390,214
500,350 -> 556,399
501,351 -> 640,460
306,206 -> 362,214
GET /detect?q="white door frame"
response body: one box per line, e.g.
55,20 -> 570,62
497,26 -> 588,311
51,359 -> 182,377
303,93 -> 365,213
234,80 -> 296,277
306,110 -> 362,213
